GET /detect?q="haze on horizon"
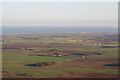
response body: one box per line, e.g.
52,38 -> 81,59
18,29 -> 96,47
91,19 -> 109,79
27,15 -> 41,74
2,2 -> 118,28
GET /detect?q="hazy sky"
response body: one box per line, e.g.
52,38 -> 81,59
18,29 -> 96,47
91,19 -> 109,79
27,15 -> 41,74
2,2 -> 118,27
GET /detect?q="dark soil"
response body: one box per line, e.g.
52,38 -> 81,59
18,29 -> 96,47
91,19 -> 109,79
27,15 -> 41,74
48,72 -> 119,78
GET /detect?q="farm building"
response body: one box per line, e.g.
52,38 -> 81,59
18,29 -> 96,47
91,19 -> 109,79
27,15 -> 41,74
53,53 -> 63,57
25,48 -> 35,50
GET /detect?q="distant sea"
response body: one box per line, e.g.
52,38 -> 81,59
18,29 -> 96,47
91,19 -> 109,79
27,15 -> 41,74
2,26 -> 118,34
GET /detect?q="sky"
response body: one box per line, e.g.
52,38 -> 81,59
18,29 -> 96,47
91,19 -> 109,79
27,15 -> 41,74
0,0 -> 119,2
2,2 -> 118,27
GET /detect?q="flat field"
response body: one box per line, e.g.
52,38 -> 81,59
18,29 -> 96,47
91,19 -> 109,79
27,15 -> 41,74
2,32 -> 119,78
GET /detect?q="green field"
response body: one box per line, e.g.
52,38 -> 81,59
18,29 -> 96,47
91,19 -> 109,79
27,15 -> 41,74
2,32 -> 119,78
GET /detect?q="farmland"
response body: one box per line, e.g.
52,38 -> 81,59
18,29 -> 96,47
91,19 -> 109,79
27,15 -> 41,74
2,32 -> 119,78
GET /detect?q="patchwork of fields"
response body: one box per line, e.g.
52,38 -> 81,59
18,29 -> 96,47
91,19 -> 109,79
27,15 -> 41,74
2,32 -> 119,78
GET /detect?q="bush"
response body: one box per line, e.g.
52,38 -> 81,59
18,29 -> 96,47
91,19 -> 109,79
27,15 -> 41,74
49,49 -> 58,51
25,61 -> 56,67
103,63 -> 120,67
